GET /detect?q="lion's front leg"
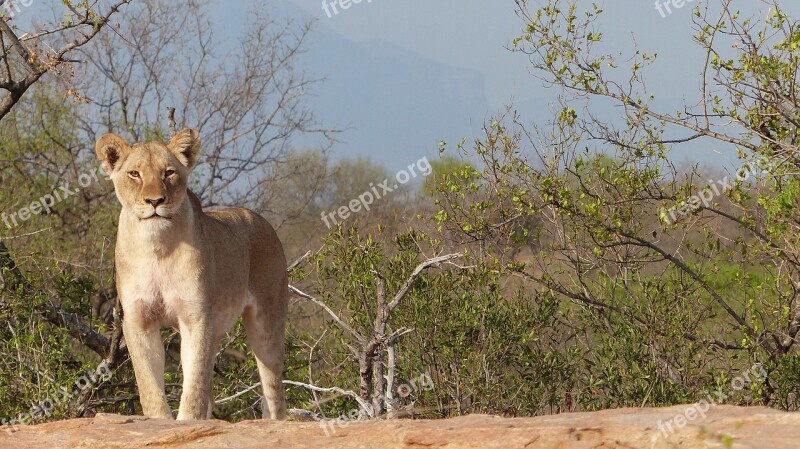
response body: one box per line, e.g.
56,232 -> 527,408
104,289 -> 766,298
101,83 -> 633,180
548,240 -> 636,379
176,316 -> 215,420
123,316 -> 172,419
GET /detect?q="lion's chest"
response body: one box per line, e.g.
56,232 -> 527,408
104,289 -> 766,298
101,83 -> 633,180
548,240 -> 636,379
117,250 -> 207,327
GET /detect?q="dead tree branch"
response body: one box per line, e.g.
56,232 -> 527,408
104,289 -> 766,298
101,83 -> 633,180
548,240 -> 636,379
0,0 -> 132,120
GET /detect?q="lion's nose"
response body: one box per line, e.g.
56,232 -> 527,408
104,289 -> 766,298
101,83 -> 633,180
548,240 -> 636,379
145,197 -> 165,207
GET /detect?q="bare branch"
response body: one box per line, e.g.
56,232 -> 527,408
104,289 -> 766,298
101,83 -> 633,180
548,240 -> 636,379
387,253 -> 463,311
287,250 -> 312,271
289,284 -> 366,344
167,107 -> 176,138
0,0 -> 133,120
214,382 -> 263,406
283,380 -> 373,416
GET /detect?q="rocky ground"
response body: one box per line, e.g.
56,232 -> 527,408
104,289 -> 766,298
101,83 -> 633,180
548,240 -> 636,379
1,405 -> 799,448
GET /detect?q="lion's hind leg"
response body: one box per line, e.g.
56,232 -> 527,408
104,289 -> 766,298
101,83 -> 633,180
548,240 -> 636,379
243,300 -> 287,420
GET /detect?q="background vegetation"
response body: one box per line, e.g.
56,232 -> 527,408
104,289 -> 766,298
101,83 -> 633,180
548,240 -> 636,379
2,0 -> 800,427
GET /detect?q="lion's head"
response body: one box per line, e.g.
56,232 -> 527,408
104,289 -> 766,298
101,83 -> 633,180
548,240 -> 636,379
95,129 -> 200,222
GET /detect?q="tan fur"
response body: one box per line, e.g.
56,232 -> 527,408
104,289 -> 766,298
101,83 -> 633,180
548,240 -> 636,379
96,129 -> 288,420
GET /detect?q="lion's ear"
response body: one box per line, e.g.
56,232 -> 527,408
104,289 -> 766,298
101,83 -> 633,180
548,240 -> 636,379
167,128 -> 200,170
95,133 -> 130,174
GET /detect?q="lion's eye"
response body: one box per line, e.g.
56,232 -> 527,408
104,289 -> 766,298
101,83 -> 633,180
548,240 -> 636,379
128,171 -> 140,179
165,169 -> 176,178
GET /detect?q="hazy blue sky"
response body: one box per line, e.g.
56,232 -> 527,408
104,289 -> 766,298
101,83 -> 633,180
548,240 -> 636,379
291,0 -> 800,105
289,0 -> 712,108
280,0 -> 800,171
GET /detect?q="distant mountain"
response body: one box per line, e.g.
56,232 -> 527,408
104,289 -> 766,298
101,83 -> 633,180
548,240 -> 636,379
208,1 -> 489,171
302,27 -> 488,170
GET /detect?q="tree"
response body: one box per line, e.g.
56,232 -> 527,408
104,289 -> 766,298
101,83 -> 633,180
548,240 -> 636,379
75,0 -> 337,208
431,0 -> 800,408
0,0 -> 132,120
287,225 -> 555,419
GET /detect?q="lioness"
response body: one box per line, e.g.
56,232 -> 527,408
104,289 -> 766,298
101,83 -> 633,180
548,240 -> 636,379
95,129 -> 288,420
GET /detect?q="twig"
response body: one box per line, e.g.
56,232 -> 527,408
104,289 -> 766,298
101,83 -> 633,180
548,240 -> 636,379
215,382 -> 263,406
386,327 -> 415,342
167,107 -> 176,138
306,328 -> 327,415
387,253 -> 463,311
289,284 -> 365,344
283,380 -> 373,416
287,250 -> 311,271
0,227 -> 51,240
385,327 -> 414,416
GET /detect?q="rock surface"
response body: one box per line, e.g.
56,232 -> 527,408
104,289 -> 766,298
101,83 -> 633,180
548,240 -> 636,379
1,405 -> 799,448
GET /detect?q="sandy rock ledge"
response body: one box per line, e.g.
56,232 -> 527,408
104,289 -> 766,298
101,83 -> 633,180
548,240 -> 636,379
1,405 -> 799,448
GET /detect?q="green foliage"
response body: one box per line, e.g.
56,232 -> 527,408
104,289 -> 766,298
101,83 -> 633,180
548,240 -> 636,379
422,154 -> 477,197
290,224 -> 577,417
